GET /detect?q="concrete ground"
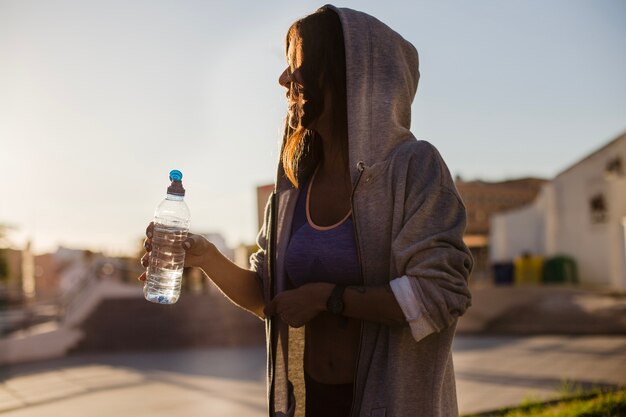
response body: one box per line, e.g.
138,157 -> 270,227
1,335 -> 625,416
1,284 -> 624,416
0,347 -> 267,417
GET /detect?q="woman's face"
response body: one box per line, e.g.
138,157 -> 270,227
279,37 -> 306,129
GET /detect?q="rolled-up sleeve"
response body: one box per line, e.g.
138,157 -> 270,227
390,144 -> 473,343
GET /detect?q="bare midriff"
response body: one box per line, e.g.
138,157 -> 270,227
304,311 -> 361,384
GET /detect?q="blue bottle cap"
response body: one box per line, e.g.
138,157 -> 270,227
167,170 -> 185,196
169,170 -> 183,181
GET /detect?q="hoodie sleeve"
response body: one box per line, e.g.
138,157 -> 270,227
249,193 -> 272,297
389,142 -> 473,343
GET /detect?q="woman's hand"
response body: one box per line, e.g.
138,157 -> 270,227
138,222 -> 213,281
264,282 -> 333,327
181,232 -> 214,268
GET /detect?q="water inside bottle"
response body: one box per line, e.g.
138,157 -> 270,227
144,223 -> 188,304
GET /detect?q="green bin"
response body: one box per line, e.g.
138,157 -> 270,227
542,255 -> 578,284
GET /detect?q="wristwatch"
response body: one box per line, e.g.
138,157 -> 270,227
326,285 -> 346,316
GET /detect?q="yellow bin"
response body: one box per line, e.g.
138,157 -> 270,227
514,254 -> 544,285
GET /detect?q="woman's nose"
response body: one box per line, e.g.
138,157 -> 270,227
278,68 -> 290,88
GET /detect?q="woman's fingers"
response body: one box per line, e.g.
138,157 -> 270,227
264,296 -> 278,318
183,232 -> 202,249
183,233 -> 203,252
146,222 -> 154,238
138,222 -> 155,282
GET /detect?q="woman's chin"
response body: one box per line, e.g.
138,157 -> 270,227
287,112 -> 300,130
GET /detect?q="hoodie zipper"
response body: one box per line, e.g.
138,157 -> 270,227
349,161 -> 366,417
267,191 -> 277,416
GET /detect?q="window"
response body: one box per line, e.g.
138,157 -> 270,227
589,193 -> 608,223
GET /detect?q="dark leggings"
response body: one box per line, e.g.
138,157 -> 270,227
304,370 -> 354,417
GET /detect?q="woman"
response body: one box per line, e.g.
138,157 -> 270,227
141,5 -> 473,417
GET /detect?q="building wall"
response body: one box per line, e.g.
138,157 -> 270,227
34,253 -> 61,301
551,135 -> 626,288
613,216 -> 626,288
491,133 -> 626,291
490,186 -> 549,263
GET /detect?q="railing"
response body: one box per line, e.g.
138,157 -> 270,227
0,259 -> 137,336
57,262 -> 101,326
0,297 -> 63,336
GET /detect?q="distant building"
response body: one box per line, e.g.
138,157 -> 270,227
256,184 -> 274,232
33,252 -> 61,301
199,232 -> 233,261
491,131 -> 626,292
192,232 -> 234,295
56,247 -> 93,295
455,177 -> 547,281
0,245 -> 134,304
234,243 -> 260,269
456,178 -> 548,237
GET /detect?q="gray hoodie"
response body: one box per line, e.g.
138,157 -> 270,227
250,5 -> 473,417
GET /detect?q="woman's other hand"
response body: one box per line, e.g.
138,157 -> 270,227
264,283 -> 333,327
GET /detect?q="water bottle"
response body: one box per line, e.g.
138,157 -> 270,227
144,170 -> 191,304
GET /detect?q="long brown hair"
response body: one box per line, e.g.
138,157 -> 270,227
281,7 -> 348,188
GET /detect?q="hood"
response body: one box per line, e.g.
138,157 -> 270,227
327,4 -> 420,184
275,5 -> 420,190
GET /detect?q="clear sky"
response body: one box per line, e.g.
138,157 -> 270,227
1,0 -> 625,256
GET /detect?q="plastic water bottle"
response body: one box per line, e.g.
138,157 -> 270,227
144,170 -> 191,304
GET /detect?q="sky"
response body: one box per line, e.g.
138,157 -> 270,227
0,0 -> 625,256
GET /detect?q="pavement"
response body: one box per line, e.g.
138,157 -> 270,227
0,284 -> 624,416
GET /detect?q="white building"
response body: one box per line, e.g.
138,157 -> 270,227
491,132 -> 626,292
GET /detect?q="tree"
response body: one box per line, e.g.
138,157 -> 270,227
0,250 -> 7,281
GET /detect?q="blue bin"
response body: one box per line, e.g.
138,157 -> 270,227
493,262 -> 515,285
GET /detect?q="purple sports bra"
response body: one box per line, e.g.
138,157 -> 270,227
285,168 -> 361,288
